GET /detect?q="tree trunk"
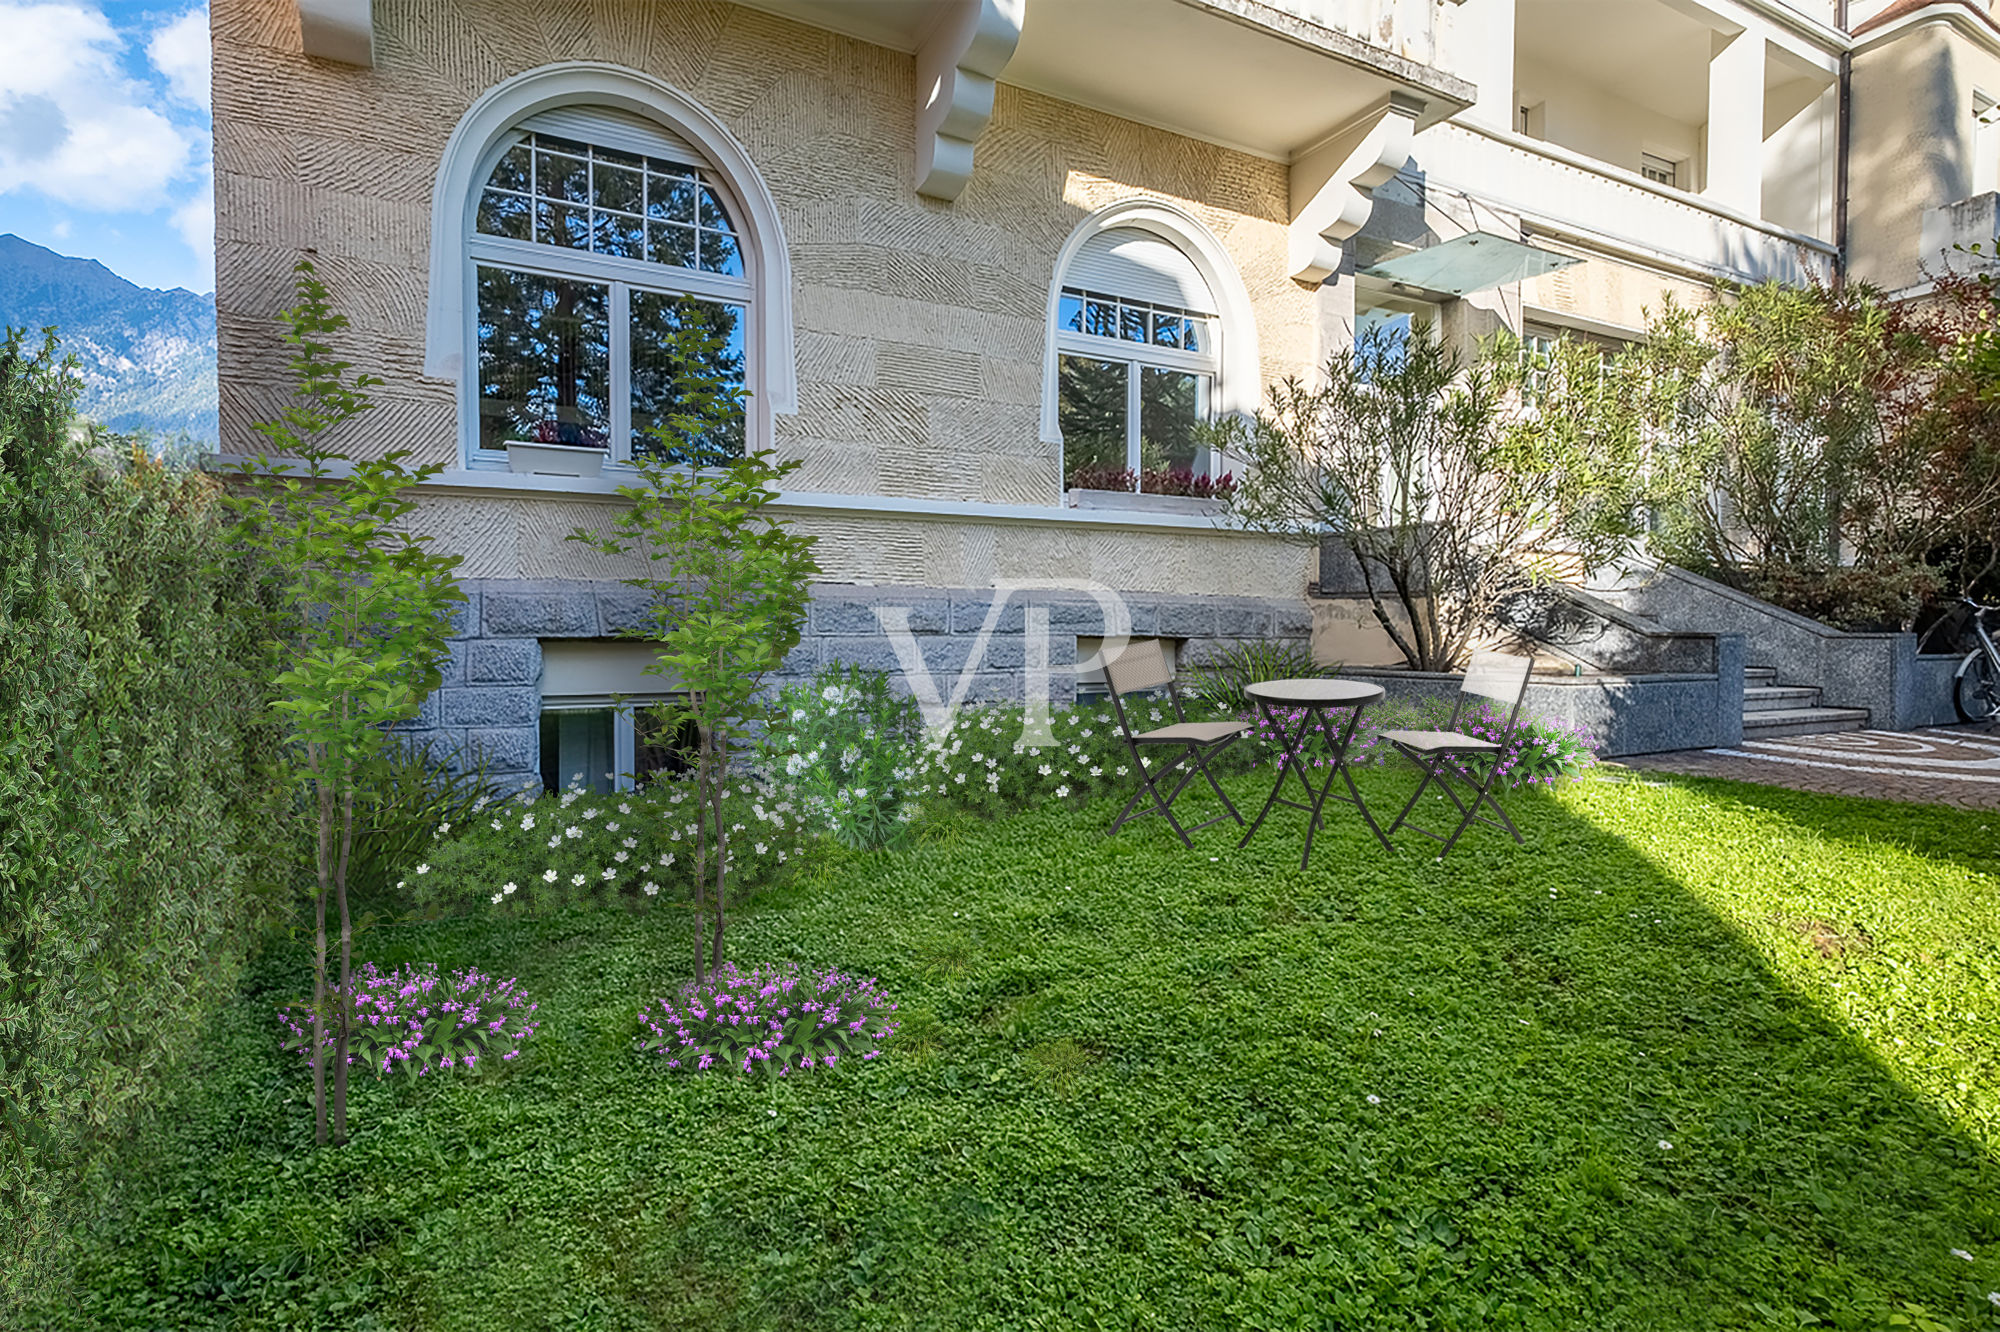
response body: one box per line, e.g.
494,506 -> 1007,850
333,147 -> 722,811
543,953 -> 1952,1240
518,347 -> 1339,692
311,761 -> 332,1147
333,781 -> 355,1145
691,722 -> 710,985
709,724 -> 728,973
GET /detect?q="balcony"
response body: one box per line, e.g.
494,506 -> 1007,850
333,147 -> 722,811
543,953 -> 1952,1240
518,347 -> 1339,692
1409,119 -> 1837,285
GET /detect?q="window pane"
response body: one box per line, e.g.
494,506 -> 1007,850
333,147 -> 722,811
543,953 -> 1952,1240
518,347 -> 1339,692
540,708 -> 615,795
1139,367 -> 1205,484
593,162 -> 642,215
1182,316 -> 1208,354
1058,354 -> 1131,488
1151,311 -> 1184,349
648,222 -> 698,268
647,172 -> 697,223
593,209 -> 645,259
1119,305 -> 1147,343
489,143 -> 532,194
536,149 -> 589,204
535,199 -> 590,250
635,707 -> 698,784
697,183 -> 734,231
477,189 -> 531,241
1059,291 -> 1084,333
1084,299 -> 1118,338
476,265 -> 610,452
629,291 -> 747,465
700,229 -> 744,277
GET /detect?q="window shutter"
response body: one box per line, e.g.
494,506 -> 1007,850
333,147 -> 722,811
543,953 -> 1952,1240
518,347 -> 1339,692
1067,227 -> 1216,313
517,106 -> 703,167
539,640 -> 679,703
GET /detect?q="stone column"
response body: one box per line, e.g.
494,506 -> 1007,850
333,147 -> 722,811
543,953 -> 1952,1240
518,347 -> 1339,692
1459,0 -> 1518,134
1704,29 -> 1767,214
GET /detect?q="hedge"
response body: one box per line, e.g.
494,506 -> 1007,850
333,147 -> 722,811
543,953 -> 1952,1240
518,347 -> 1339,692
0,332 -> 297,1311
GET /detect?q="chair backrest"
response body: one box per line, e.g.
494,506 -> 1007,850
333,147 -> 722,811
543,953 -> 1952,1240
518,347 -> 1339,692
1454,649 -> 1535,738
1461,650 -> 1533,705
1102,638 -> 1174,697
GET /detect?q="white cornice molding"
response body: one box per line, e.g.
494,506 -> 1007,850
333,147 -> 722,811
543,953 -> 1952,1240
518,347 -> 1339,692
914,0 -> 1026,201
297,0 -> 373,66
1287,91 -> 1423,285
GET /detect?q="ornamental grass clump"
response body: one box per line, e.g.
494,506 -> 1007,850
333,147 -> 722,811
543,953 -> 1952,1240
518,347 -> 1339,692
279,963 -> 541,1078
634,963 -> 898,1076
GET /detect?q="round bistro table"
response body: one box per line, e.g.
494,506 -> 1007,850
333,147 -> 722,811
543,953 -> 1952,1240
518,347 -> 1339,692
1238,678 -> 1393,869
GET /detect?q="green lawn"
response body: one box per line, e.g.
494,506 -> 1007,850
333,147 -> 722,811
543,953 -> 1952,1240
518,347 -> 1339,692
48,770 -> 2000,1331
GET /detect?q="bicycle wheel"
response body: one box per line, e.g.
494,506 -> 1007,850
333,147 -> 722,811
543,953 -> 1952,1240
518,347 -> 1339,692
1954,651 -> 2000,723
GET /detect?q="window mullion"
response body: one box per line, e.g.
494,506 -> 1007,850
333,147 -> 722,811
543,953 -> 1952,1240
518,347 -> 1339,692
1125,357 -> 1141,488
610,282 -> 632,462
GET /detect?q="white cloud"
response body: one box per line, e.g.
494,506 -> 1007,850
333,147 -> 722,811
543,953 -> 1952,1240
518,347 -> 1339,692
170,169 -> 214,290
0,3 -> 196,209
148,6 -> 210,110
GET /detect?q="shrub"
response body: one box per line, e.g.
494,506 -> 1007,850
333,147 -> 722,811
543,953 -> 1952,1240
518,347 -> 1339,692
909,696 -> 1260,816
1,333 -> 294,1313
1185,639 -> 1330,716
348,737 -> 495,909
279,963 -> 541,1078
766,665 -> 922,850
633,963 -> 898,1075
406,775 -> 810,918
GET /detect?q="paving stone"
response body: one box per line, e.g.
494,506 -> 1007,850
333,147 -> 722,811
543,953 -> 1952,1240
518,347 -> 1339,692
1617,724 -> 2000,810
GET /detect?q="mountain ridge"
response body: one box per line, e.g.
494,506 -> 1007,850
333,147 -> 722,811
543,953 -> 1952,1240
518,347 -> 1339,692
0,233 -> 218,442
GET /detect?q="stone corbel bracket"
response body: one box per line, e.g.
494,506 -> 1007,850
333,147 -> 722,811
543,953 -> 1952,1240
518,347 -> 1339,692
298,0 -> 374,66
915,0 -> 1027,202
1287,90 -> 1424,285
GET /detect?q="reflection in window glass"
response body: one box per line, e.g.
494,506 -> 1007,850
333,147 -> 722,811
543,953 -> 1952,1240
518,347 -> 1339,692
476,266 -> 610,451
630,291 -> 747,464
1058,355 -> 1129,485
1139,368 -> 1207,483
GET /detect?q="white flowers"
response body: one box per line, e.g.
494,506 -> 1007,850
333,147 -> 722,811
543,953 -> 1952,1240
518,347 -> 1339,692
502,881 -> 517,895
489,819 -> 502,832
601,866 -> 617,880
565,825 -> 582,840
606,821 -> 620,832
822,685 -> 842,701
520,814 -> 536,831
1657,1140 -> 1673,1151
1055,784 -> 1071,798
491,892 -> 504,904
546,835 -> 562,850
436,823 -> 451,835
1954,1249 -> 1976,1262
415,864 -> 431,875
582,807 -> 600,820
543,868 -> 558,883
622,837 -> 637,849
618,802 -> 632,814
642,881 -> 660,896
571,873 -> 586,887
1366,1094 -> 1381,1105
613,850 -> 629,863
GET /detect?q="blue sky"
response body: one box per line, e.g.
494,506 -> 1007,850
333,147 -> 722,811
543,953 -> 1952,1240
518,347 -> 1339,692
0,1 -> 214,294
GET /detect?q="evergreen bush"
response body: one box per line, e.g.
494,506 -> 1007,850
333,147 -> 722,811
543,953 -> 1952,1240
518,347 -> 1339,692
0,332 -> 294,1313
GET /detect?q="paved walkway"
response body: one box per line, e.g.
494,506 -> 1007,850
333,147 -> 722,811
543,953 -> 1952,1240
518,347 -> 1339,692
1618,725 -> 2000,811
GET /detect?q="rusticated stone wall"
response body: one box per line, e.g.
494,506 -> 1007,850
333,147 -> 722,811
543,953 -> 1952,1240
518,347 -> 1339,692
400,579 -> 1314,787
211,0 -> 1320,591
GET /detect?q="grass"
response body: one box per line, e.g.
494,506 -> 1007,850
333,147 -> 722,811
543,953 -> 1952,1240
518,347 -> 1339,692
41,769 -> 2000,1331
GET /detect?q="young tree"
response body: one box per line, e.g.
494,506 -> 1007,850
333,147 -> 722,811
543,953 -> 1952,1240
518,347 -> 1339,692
1218,322 -> 1652,670
228,263 -> 465,1145
568,299 -> 819,982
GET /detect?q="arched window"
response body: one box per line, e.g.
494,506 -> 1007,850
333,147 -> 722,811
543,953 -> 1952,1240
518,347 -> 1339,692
1043,204 -> 1258,500
469,106 -> 753,465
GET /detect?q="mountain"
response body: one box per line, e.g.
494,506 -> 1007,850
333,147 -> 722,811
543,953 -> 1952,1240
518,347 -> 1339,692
0,233 -> 217,443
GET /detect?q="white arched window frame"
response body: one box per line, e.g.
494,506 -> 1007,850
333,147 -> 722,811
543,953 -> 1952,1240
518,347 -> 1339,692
424,63 -> 795,469
1041,200 -> 1260,495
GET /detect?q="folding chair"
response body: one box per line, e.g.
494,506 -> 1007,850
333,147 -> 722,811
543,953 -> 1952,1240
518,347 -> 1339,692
1381,650 -> 1536,859
1100,639 -> 1250,848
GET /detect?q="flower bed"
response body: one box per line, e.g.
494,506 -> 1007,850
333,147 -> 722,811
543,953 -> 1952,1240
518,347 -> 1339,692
634,963 -> 898,1075
279,963 -> 541,1077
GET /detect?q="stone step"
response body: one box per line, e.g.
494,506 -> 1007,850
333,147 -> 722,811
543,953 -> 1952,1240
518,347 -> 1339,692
1743,685 -> 1822,713
1744,665 -> 1779,683
1740,706 -> 1870,739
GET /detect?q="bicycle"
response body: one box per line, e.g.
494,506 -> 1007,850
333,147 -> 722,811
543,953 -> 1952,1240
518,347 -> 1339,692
1953,597 -> 2000,723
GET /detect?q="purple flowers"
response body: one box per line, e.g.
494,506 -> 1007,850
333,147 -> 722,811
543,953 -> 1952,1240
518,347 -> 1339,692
278,963 -> 542,1078
635,962 -> 899,1077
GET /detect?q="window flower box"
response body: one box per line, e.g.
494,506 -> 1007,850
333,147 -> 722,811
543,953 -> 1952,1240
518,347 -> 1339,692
506,440 -> 607,478
1066,487 -> 1227,517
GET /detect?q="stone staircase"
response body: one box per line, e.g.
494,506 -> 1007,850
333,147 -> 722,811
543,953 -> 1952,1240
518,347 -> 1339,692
1741,665 -> 1869,740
